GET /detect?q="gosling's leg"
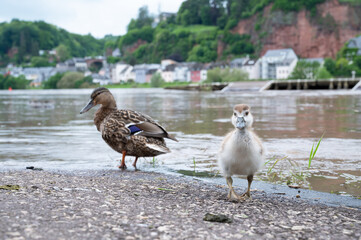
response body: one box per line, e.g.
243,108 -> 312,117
132,157 -> 139,169
240,175 -> 253,200
118,150 -> 127,169
226,176 -> 240,200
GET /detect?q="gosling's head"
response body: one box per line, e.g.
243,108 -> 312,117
231,104 -> 253,130
80,87 -> 116,114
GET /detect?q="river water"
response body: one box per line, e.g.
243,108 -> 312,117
0,89 -> 360,197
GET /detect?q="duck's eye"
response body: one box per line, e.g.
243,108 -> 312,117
245,111 -> 249,116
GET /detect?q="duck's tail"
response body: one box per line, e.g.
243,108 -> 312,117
146,143 -> 171,153
166,134 -> 178,142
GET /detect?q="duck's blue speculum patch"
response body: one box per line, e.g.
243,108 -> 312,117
128,125 -> 142,134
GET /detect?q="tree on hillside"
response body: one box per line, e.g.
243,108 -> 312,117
56,44 -> 70,62
127,6 -> 154,31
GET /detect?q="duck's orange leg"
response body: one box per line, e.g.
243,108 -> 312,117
119,150 -> 127,169
132,157 -> 139,169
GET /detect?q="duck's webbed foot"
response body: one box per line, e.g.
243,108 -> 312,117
118,150 -> 127,170
132,157 -> 139,170
118,163 -> 127,169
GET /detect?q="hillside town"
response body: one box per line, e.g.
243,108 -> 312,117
3,35 -> 361,87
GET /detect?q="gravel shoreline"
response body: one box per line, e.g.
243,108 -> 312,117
1,170 -> 360,239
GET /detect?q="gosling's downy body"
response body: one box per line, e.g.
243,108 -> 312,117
218,104 -> 264,201
80,87 -> 177,169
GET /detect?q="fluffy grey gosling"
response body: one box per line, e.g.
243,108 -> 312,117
218,104 -> 264,201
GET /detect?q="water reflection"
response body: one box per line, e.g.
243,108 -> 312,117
0,89 -> 360,197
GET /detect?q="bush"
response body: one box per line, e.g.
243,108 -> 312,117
56,72 -> 84,89
206,67 -> 249,83
0,75 -> 29,89
150,73 -> 164,87
43,73 -> 64,89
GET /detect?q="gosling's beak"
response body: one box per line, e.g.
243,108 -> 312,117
80,99 -> 95,114
236,117 -> 246,129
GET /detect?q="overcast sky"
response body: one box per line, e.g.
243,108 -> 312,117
0,0 -> 185,38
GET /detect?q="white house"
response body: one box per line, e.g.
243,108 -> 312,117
161,64 -> 176,82
174,63 -> 190,82
241,59 -> 260,80
112,63 -> 134,83
348,36 -> 361,56
259,48 -> 298,80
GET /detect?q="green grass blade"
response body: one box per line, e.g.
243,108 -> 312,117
308,143 -> 314,169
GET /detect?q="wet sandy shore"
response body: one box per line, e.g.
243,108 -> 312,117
0,170 -> 360,239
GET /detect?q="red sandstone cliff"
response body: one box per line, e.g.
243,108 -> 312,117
231,0 -> 361,58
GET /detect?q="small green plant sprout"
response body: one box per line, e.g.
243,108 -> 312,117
193,157 -> 196,173
308,133 -> 325,169
151,157 -> 157,167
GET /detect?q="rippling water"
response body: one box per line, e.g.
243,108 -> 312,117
1,89 -> 360,197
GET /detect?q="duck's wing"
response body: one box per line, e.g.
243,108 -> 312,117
108,109 -> 178,142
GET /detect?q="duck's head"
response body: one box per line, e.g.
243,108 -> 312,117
231,104 -> 253,130
80,87 -> 116,114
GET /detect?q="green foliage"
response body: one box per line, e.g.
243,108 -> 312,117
119,26 -> 154,49
107,56 -> 121,64
0,74 -> 29,89
206,67 -> 249,82
289,60 -> 320,79
315,67 -> 332,79
43,73 -> 64,89
272,0 -> 326,12
56,72 -> 84,89
150,73 -> 165,87
0,19 -> 104,66
127,6 -> 154,31
30,56 -> 52,67
187,43 -> 217,63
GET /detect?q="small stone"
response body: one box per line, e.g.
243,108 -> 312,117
203,213 -> 232,223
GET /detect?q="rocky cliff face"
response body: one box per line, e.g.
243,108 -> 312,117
232,0 -> 361,58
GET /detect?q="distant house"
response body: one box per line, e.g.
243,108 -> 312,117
174,63 -> 191,82
347,36 -> 361,56
133,64 -> 160,83
146,69 -> 159,83
73,58 -> 88,71
92,74 -> 111,86
112,48 -> 121,57
112,63 -> 133,83
161,64 -> 176,82
188,63 -> 204,82
242,59 -> 260,80
259,48 -> 298,79
161,59 -> 178,70
153,12 -> 177,27
230,57 -> 249,69
23,67 -> 56,87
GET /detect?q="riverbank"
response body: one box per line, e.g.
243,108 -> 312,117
1,170 -> 360,239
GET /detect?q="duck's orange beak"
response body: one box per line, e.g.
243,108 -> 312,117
80,99 -> 95,114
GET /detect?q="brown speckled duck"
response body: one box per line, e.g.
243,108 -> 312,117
80,87 -> 177,169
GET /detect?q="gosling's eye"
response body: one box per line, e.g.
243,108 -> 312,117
245,111 -> 249,116
233,112 -> 237,116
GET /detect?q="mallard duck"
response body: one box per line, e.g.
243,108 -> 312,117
218,104 -> 264,201
80,87 -> 177,169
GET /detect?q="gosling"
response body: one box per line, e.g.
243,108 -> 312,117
218,104 -> 264,201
